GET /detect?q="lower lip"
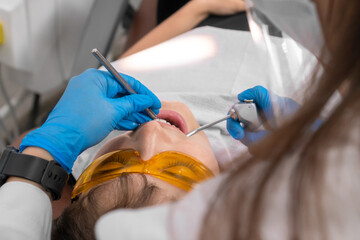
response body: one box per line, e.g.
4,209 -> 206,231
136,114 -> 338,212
157,110 -> 188,134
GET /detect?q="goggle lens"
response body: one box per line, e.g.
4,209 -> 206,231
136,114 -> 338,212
72,149 -> 214,199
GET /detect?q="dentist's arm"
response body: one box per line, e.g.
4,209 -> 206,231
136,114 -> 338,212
0,69 -> 161,239
6,147 -> 53,199
20,69 -> 161,174
0,147 -> 54,240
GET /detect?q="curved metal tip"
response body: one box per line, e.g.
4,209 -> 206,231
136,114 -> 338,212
186,129 -> 198,137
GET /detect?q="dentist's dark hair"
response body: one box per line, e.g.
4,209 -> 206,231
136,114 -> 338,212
201,0 -> 360,239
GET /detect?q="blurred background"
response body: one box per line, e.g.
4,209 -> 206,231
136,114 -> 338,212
0,0 -> 142,150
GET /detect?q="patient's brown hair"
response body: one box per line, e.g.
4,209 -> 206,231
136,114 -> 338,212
52,173 -> 158,240
201,0 -> 360,239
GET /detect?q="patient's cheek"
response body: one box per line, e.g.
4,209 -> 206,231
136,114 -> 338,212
94,134 -> 132,160
180,138 -> 219,175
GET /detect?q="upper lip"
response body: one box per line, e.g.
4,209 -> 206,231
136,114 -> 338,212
157,109 -> 188,134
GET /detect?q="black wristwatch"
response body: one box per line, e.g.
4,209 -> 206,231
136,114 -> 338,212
0,146 -> 68,200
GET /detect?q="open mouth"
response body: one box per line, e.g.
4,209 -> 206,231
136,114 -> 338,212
157,110 -> 188,134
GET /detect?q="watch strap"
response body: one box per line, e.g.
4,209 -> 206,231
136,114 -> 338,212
0,147 -> 68,200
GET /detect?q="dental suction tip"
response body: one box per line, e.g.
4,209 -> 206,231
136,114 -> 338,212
186,115 -> 231,137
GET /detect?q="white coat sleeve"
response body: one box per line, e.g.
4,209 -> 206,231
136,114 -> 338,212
0,182 -> 52,240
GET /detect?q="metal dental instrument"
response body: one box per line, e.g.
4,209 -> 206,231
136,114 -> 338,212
186,114 -> 235,137
92,48 -> 158,120
186,102 -> 263,137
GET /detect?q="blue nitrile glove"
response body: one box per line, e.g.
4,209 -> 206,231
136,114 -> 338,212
227,85 -> 300,146
20,69 -> 161,173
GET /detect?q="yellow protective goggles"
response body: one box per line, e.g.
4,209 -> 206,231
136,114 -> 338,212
72,149 -> 214,199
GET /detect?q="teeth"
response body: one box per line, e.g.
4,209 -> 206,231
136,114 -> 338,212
155,119 -> 171,125
154,119 -> 180,130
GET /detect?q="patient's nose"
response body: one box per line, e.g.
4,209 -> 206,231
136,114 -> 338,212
135,121 -> 163,160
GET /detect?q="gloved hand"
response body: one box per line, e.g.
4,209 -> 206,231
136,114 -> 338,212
227,85 -> 300,146
20,69 -> 161,173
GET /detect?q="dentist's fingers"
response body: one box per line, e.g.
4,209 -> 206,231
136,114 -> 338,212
227,117 -> 245,140
110,94 -> 157,122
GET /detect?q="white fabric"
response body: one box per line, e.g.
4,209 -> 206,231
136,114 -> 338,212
0,182 -> 52,240
96,204 -> 169,240
74,26 -> 312,178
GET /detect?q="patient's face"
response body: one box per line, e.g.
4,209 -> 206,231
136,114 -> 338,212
89,101 -> 219,203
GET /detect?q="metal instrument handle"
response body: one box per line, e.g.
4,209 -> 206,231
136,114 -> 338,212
92,48 -> 158,120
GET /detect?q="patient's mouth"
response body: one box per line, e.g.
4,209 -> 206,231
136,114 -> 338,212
157,110 -> 188,134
